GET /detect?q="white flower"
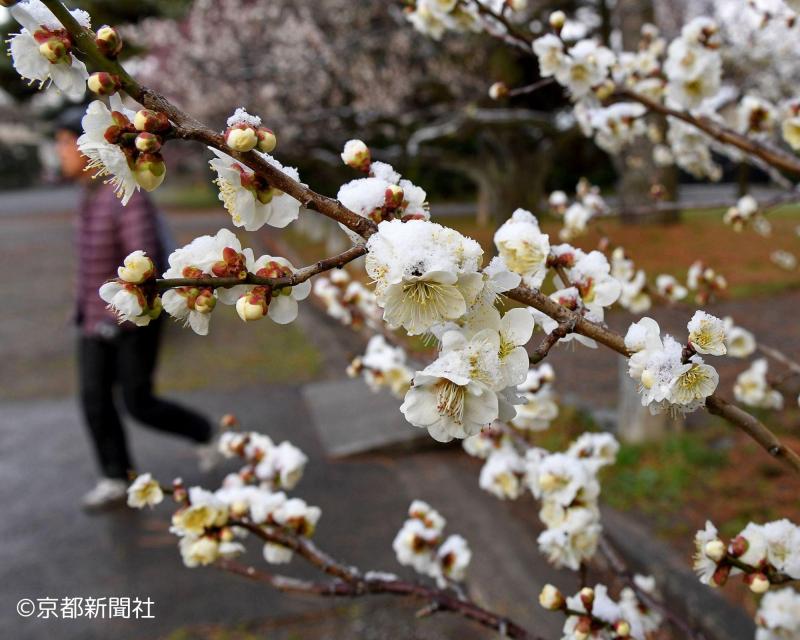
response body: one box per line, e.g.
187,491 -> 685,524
493,209 -> 550,288
668,357 -> 719,409
687,310 -> 726,356
436,534 -> 471,585
393,518 -> 439,576
401,331 -> 501,442
526,451 -> 598,507
734,359 -> 783,410
738,95 -> 776,136
537,506 -> 601,570
533,34 -> 566,77
566,433 -> 619,471
7,0 -> 89,101
127,473 -> 164,509
755,588 -> 800,640
254,440 -> 308,491
408,500 -> 446,533
341,139 -> 371,171
366,220 -> 483,335
98,281 -> 156,326
208,148 -> 302,231
171,488 -> 229,537
479,450 -> 526,500
723,317 -> 756,358
655,274 -> 688,301
117,250 -> 155,284
693,521 -> 723,585
179,535 -> 219,568
564,250 -> 621,315
512,385 -> 559,432
78,97 -> 140,205
556,39 -> 615,98
762,520 -> 800,579
357,335 -> 413,398
272,498 -> 321,537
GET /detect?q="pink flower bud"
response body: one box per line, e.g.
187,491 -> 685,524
579,586 -> 594,611
614,620 -> 631,637
135,132 -> 162,153
256,127 -> 277,153
729,535 -> 749,558
87,72 -> 121,96
95,25 -> 123,58
710,564 -> 730,588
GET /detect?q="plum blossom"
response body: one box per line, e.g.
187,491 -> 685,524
493,209 -> 550,288
723,317 -> 756,358
554,39 -> 615,98
349,335 -> 413,399
7,0 -> 89,101
365,219 -> 483,335
511,364 -> 559,432
127,473 -> 164,509
208,148 -> 302,231
687,310 -> 727,356
755,588 -> 800,640
734,359 -> 783,410
78,96 -> 140,205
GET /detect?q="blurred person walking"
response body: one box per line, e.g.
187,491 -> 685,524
54,105 -> 215,511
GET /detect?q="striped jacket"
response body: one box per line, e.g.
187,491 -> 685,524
76,184 -> 164,337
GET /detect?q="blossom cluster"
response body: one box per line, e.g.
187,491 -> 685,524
547,178 -> 608,242
539,580 -> 662,640
405,0 -> 528,42
734,358 -> 784,410
337,140 -> 429,242
100,229 -> 309,335
348,335 -> 414,399
693,519 -> 800,592
511,363 -> 558,432
625,312 -> 726,415
392,500 -> 471,587
723,195 -> 771,236
463,425 -> 618,571
312,269 -> 382,330
127,430 -> 319,568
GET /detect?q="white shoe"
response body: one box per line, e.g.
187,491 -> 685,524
81,478 -> 128,511
195,440 -> 222,472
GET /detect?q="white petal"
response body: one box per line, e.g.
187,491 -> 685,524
268,295 -> 298,324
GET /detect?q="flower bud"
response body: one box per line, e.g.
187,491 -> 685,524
225,125 -> 258,152
384,184 -> 404,211
133,153 -> 167,191
341,139 -> 371,172
87,72 -> 120,96
220,413 -> 238,429
729,535 -> 749,558
118,252 -> 155,284
640,369 -> 655,389
236,290 -> 269,322
135,132 -> 162,153
194,290 -> 216,314
95,25 -> 123,58
710,564 -> 730,588
614,620 -> 631,637
746,573 -> 770,594
506,0 -> 527,10
549,10 -> 566,31
489,81 -> 509,100
256,127 -> 277,153
538,584 -> 565,610
134,109 -> 165,133
704,539 -> 726,563
579,586 -> 594,611
39,38 -> 69,64
133,153 -> 166,192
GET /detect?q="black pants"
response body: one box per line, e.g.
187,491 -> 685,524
78,321 -> 212,479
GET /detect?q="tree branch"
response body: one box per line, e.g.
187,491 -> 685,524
154,244 -> 366,292
228,520 -> 542,639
